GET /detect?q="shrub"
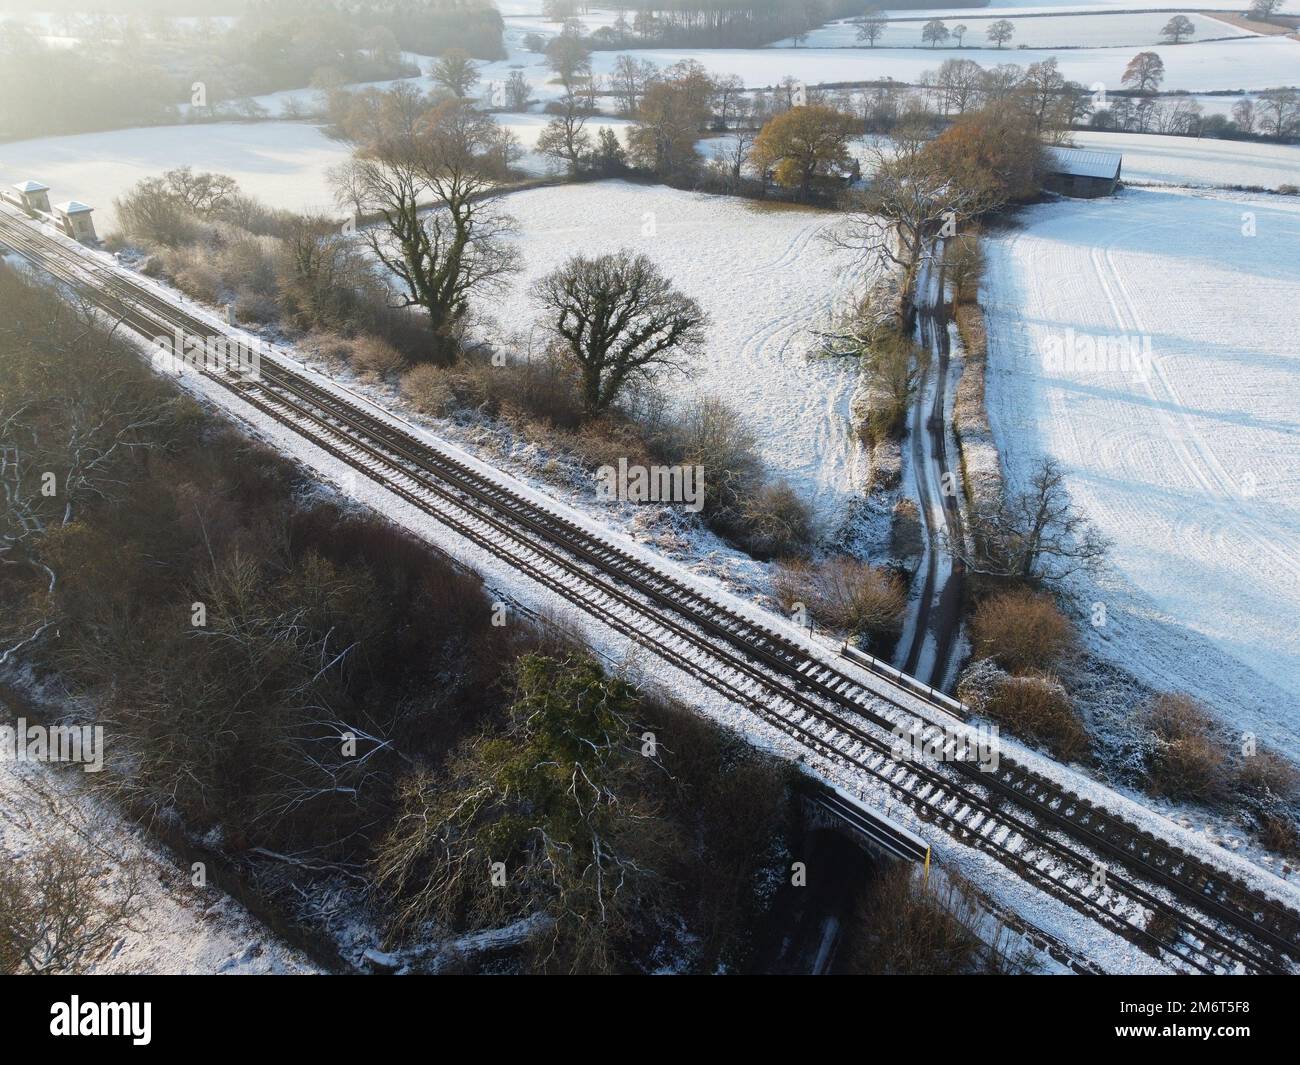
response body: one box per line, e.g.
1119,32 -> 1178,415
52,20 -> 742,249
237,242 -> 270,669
1231,744 -> 1298,853
1257,815 -> 1299,857
739,480 -> 814,559
234,287 -> 280,325
1236,748 -> 1299,806
661,396 -> 764,515
114,178 -> 201,247
960,661 -> 1090,762
862,331 -> 922,445
500,352 -> 586,429
350,336 -> 407,380
656,396 -> 812,556
969,588 -> 1076,674
373,653 -> 680,973
1143,694 -> 1228,804
774,556 -> 905,643
890,497 -> 923,558
401,363 -> 454,416
305,332 -> 356,368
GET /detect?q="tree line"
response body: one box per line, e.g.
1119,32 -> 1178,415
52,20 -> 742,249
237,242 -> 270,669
0,1 -> 502,141
545,0 -> 863,49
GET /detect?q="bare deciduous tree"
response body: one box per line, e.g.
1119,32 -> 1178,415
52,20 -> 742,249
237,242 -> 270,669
504,69 -> 532,111
922,19 -> 950,48
334,95 -> 520,365
986,19 -> 1015,49
610,54 -> 658,116
535,95 -> 592,174
833,125 -> 998,324
856,15 -> 887,47
951,458 -> 1110,586
1161,15 -> 1195,44
708,127 -> 757,190
0,815 -> 143,975
531,251 -> 707,415
1,276 -> 174,666
1122,51 -> 1165,95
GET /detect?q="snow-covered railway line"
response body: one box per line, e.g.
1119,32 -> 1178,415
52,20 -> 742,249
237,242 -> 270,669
2,209 -> 1297,975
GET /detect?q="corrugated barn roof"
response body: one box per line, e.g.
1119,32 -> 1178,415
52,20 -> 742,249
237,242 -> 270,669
1048,146 -> 1123,180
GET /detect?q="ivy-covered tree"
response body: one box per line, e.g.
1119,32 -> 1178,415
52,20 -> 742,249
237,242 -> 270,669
375,653 -> 680,973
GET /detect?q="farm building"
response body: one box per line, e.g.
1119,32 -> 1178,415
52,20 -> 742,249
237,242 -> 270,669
1045,147 -> 1123,198
52,200 -> 97,243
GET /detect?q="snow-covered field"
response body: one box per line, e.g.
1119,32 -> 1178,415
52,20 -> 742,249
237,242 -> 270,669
0,121 -> 349,234
482,35 -> 1300,95
982,189 -> 1300,750
478,180 -> 871,520
1075,130 -> 1300,189
786,12 -> 1252,49
141,12 -> 1299,124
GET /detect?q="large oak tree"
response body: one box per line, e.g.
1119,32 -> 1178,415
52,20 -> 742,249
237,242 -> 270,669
751,104 -> 860,201
531,251 -> 707,415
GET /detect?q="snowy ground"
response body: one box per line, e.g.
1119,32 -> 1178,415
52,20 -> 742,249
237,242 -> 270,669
0,731 -> 320,975
785,12 -> 1253,49
0,121 -> 349,235
981,188 -> 1300,752
474,179 -> 872,522
1075,130 -> 1300,189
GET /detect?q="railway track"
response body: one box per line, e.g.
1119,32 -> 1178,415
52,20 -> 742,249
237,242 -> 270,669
4,208 -> 1298,975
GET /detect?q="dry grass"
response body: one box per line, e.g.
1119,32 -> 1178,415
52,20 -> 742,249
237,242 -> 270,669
400,363 -> 455,416
350,336 -> 407,381
960,664 -> 1090,763
774,556 -> 906,644
970,588 -> 1076,674
1144,694 -> 1228,804
952,300 -> 1003,516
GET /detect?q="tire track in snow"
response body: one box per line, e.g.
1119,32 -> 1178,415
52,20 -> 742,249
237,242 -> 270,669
1091,233 -> 1300,585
